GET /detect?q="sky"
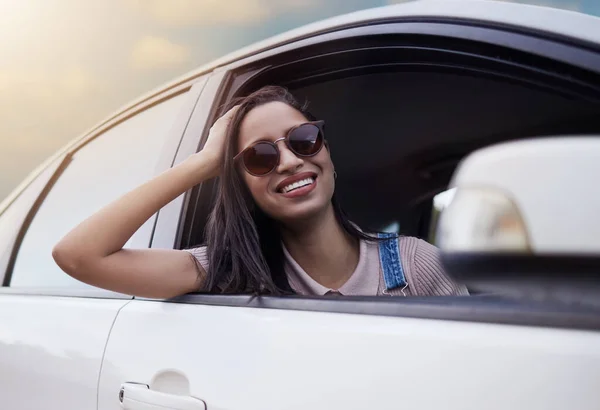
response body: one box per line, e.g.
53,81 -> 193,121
1,0 -> 598,201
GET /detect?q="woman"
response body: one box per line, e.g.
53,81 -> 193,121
52,86 -> 467,298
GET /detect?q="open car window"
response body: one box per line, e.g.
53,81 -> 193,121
181,29 -> 600,251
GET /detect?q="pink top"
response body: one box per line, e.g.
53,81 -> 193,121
185,236 -> 468,296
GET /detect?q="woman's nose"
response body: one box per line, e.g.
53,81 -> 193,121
276,142 -> 303,174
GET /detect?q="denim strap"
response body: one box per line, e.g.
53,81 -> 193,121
377,233 -> 407,290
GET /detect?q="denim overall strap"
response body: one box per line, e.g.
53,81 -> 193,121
377,233 -> 407,290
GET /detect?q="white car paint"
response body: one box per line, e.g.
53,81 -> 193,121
99,301 -> 600,410
0,295 -> 130,410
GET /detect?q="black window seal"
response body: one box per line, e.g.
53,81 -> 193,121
138,293 -> 600,332
226,21 -> 600,78
262,52 -> 600,101
413,16 -> 600,55
164,71 -> 233,250
148,78 -> 210,246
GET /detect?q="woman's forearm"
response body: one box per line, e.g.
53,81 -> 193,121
53,151 -> 218,261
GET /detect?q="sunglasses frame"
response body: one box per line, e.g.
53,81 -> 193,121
234,120 -> 326,177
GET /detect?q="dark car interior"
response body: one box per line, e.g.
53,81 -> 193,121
181,33 -> 600,250
291,71 -> 600,238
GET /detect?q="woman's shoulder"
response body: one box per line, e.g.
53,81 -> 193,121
397,235 -> 439,262
396,235 -> 469,296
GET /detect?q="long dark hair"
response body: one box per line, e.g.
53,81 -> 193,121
203,85 -> 380,295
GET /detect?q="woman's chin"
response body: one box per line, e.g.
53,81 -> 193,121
269,198 -> 332,225
255,182 -> 335,224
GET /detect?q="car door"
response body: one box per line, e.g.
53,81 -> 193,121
97,7 -> 600,410
0,79 -> 206,410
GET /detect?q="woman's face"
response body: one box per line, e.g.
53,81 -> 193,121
236,101 -> 335,224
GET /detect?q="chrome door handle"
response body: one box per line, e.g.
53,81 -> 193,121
119,382 -> 206,410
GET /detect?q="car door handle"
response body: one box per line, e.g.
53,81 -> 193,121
119,382 -> 206,410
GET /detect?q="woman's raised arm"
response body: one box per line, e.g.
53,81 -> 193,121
52,106 -> 238,298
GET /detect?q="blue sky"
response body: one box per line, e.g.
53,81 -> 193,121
0,0 -> 598,200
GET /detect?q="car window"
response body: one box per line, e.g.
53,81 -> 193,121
288,70 -> 599,240
185,40 -> 600,250
10,93 -> 188,288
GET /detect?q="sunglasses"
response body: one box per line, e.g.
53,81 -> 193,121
234,120 -> 325,176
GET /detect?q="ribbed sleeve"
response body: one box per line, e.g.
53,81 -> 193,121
398,237 -> 469,296
183,246 -> 209,278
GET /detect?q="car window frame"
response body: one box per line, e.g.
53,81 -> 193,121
152,18 -> 600,253
0,76 -> 210,298
178,19 -> 600,248
150,71 -> 225,250
144,19 -> 600,331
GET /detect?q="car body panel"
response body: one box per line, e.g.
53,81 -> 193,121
0,295 -> 130,410
99,300 -> 600,410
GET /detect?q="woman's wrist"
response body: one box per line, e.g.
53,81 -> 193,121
180,150 -> 221,183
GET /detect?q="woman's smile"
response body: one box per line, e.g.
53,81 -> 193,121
276,171 -> 318,198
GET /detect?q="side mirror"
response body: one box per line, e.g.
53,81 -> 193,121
436,137 -> 600,305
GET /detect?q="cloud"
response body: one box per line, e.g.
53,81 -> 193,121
128,0 -> 269,25
0,65 -> 100,123
0,65 -> 103,145
130,36 -> 191,70
0,64 -> 109,199
58,66 -> 98,98
127,0 -> 317,26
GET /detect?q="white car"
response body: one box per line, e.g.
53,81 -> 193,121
1,1 -> 600,409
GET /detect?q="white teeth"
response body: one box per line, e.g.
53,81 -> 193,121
281,177 -> 314,193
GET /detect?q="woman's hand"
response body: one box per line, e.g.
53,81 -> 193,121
198,105 -> 240,177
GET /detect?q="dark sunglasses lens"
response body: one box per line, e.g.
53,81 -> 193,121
243,142 -> 278,175
289,124 -> 323,156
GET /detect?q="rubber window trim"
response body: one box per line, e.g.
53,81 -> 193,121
146,293 -> 600,332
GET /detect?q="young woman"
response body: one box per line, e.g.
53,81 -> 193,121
53,86 -> 468,298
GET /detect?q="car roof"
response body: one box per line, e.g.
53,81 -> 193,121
134,0 -> 600,112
